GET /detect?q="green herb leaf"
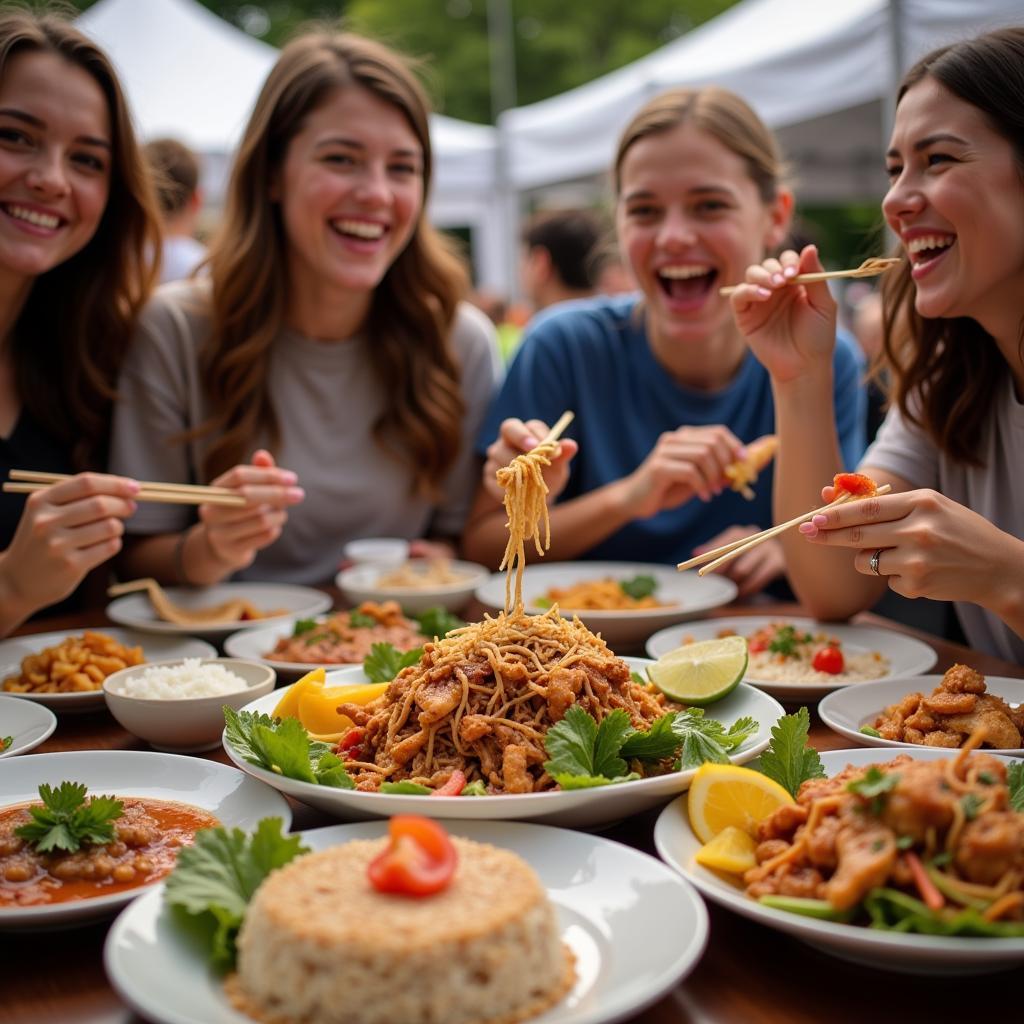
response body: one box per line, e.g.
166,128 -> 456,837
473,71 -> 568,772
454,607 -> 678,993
670,710 -> 759,771
1007,761 -> 1024,813
363,642 -> 423,683
620,713 -> 682,760
347,610 -> 377,628
14,781 -> 123,853
896,835 -> 914,850
415,606 -> 464,639
543,706 -> 639,788
291,618 -> 317,636
859,725 -> 882,738
380,781 -> 433,795
959,792 -> 985,821
767,625 -> 807,659
847,766 -> 900,816
314,753 -> 356,789
620,574 -> 657,600
630,670 -> 648,687
165,818 -> 307,970
757,708 -> 826,798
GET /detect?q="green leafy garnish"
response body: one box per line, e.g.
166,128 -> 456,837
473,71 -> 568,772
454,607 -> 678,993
543,706 -> 639,788
1008,761 -> 1024,813
671,710 -> 758,770
223,708 -> 355,789
14,781 -> 123,853
847,766 -> 899,816
859,725 -> 882,738
960,792 -> 985,821
415,606 -> 464,639
630,670 -> 648,687
767,625 -> 813,659
380,781 -> 433,794
348,610 -> 377,628
620,574 -> 657,600
620,712 -> 683,760
363,642 -> 423,683
165,818 -> 308,970
461,780 -> 488,796
291,618 -> 317,636
758,708 -> 826,797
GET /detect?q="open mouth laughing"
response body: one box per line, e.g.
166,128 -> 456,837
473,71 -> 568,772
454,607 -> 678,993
656,263 -> 718,305
906,232 -> 955,270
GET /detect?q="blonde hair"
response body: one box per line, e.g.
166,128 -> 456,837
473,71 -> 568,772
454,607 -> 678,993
195,30 -> 468,495
613,86 -> 786,201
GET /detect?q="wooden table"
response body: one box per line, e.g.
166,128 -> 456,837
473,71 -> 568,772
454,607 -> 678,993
3,604 -> 1023,1023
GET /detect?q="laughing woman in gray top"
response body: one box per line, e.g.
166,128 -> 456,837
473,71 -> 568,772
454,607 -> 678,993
111,31 -> 500,587
731,27 -> 1024,663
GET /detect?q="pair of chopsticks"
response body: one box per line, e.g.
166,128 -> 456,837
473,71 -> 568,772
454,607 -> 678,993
677,484 -> 892,576
538,410 -> 574,447
718,257 -> 901,297
3,470 -> 246,507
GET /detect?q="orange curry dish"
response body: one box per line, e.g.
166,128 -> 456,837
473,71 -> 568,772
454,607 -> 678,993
0,796 -> 219,908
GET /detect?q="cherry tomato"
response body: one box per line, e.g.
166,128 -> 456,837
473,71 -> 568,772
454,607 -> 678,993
367,815 -> 457,896
748,638 -> 769,654
431,769 -> 467,796
812,645 -> 845,675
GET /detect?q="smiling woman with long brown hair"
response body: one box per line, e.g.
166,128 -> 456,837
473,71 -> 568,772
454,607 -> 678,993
0,11 -> 160,635
110,29 -> 500,586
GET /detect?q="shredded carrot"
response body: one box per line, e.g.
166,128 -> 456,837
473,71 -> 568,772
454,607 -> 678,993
983,892 -> 1024,922
905,851 -> 945,912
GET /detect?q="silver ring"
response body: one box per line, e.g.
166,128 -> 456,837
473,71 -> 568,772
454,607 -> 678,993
869,548 -> 883,576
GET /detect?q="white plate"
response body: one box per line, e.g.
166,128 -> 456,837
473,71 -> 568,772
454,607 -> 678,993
336,558 -> 490,614
0,750 -> 291,930
0,629 -> 217,712
106,819 -> 708,1024
475,561 -> 737,650
106,583 -> 332,639
223,657 -> 784,829
0,695 -> 56,757
645,615 -> 937,702
819,675 -> 1024,755
654,747 -> 1024,975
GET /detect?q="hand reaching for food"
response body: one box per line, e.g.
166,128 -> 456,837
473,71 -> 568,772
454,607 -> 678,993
691,525 -> 786,598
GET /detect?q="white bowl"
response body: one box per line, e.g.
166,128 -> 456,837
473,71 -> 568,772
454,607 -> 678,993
342,537 -> 409,567
335,558 -> 490,614
103,658 -> 276,753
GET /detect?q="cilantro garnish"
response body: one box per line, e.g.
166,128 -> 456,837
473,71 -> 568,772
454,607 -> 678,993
415,606 -> 464,639
165,818 -> 308,970
960,793 -> 985,821
542,706 -> 639,788
347,610 -> 377,628
620,574 -> 657,600
757,708 -> 826,797
767,625 -> 813,659
14,781 -> 123,853
291,618 -> 317,636
363,642 -> 423,683
847,765 -> 899,815
671,710 -> 758,770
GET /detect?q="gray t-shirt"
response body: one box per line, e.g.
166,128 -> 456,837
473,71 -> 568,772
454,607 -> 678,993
110,280 -> 502,585
864,375 -> 1024,663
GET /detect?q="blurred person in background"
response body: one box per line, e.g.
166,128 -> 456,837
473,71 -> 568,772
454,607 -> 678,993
144,137 -> 206,283
521,208 -> 604,311
849,287 -> 887,441
111,30 -> 500,588
0,11 -> 160,634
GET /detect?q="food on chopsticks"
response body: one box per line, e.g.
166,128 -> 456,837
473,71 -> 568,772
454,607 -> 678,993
268,602 -> 461,665
374,558 -> 474,589
226,415 -> 760,795
0,781 -> 218,908
678,472 -> 891,576
107,578 -> 284,627
718,256 -> 901,296
167,817 -> 575,1024
2,631 -> 144,694
870,664 -> 1024,750
693,622 -> 890,683
535,574 -> 673,611
723,435 -> 778,500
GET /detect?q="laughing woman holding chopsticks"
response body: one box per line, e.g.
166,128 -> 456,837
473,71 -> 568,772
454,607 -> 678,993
0,13 -> 160,634
732,27 -> 1024,662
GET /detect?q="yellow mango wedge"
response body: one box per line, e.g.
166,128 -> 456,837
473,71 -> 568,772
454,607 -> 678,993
271,667 -> 326,720
296,681 -> 390,736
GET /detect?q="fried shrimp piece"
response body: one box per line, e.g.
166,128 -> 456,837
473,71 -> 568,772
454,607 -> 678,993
825,815 -> 897,910
955,812 -> 1024,886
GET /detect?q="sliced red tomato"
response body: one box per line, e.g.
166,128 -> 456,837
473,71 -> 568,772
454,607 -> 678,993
367,815 -> 457,896
812,645 -> 845,675
431,769 -> 467,796
833,472 -> 878,497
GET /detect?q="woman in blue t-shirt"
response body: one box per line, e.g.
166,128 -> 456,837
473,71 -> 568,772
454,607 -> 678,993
464,87 -> 864,597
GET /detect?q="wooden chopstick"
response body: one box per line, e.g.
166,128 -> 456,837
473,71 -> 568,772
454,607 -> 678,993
539,410 -> 574,446
9,469 -> 238,498
3,480 -> 246,508
718,257 -> 901,296
677,484 -> 892,575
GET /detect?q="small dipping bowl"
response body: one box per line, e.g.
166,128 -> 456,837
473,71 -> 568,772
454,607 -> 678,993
103,657 -> 276,753
342,537 -> 410,568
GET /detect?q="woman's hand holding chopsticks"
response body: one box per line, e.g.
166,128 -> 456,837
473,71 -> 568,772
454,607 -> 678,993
482,418 -> 578,503
0,473 -> 140,633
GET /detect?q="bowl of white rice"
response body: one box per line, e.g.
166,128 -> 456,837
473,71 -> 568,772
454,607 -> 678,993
103,658 -> 276,753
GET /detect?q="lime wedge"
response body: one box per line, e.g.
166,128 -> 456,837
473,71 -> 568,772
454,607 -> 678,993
648,636 -> 748,705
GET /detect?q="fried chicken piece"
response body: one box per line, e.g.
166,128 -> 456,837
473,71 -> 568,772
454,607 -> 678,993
940,664 -> 987,695
824,814 -> 897,910
954,812 -> 1024,886
357,600 -> 407,627
388,729 -> 428,766
942,700 -> 1022,749
755,802 -> 808,842
501,744 -> 534,793
545,666 -> 583,722
458,714 -> 492,743
920,729 -> 964,748
414,675 -> 463,726
804,813 -> 843,870
879,760 -> 957,840
922,691 -> 977,715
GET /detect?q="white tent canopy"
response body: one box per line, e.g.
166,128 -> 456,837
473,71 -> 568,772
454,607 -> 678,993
500,0 -> 1023,199
77,0 -> 504,286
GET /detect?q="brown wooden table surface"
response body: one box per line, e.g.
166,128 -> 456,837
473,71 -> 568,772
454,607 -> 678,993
3,601 -> 1023,1023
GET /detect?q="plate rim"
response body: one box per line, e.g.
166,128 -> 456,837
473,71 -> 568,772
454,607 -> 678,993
104,818 -> 710,1024
0,694 -> 57,757
652,746 -> 1024,964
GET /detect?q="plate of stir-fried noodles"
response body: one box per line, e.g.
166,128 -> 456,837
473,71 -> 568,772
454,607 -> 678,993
654,745 -> 1024,974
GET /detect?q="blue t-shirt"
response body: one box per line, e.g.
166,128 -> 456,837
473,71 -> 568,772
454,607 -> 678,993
477,294 -> 866,566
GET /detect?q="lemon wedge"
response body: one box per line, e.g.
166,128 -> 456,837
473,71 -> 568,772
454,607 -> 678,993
687,762 -> 793,843
695,825 -> 758,874
271,667 -> 326,720
648,636 -> 748,705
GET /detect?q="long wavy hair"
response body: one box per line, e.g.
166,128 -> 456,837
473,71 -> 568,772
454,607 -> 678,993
882,26 -> 1024,466
0,11 -> 160,470
198,30 -> 468,496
